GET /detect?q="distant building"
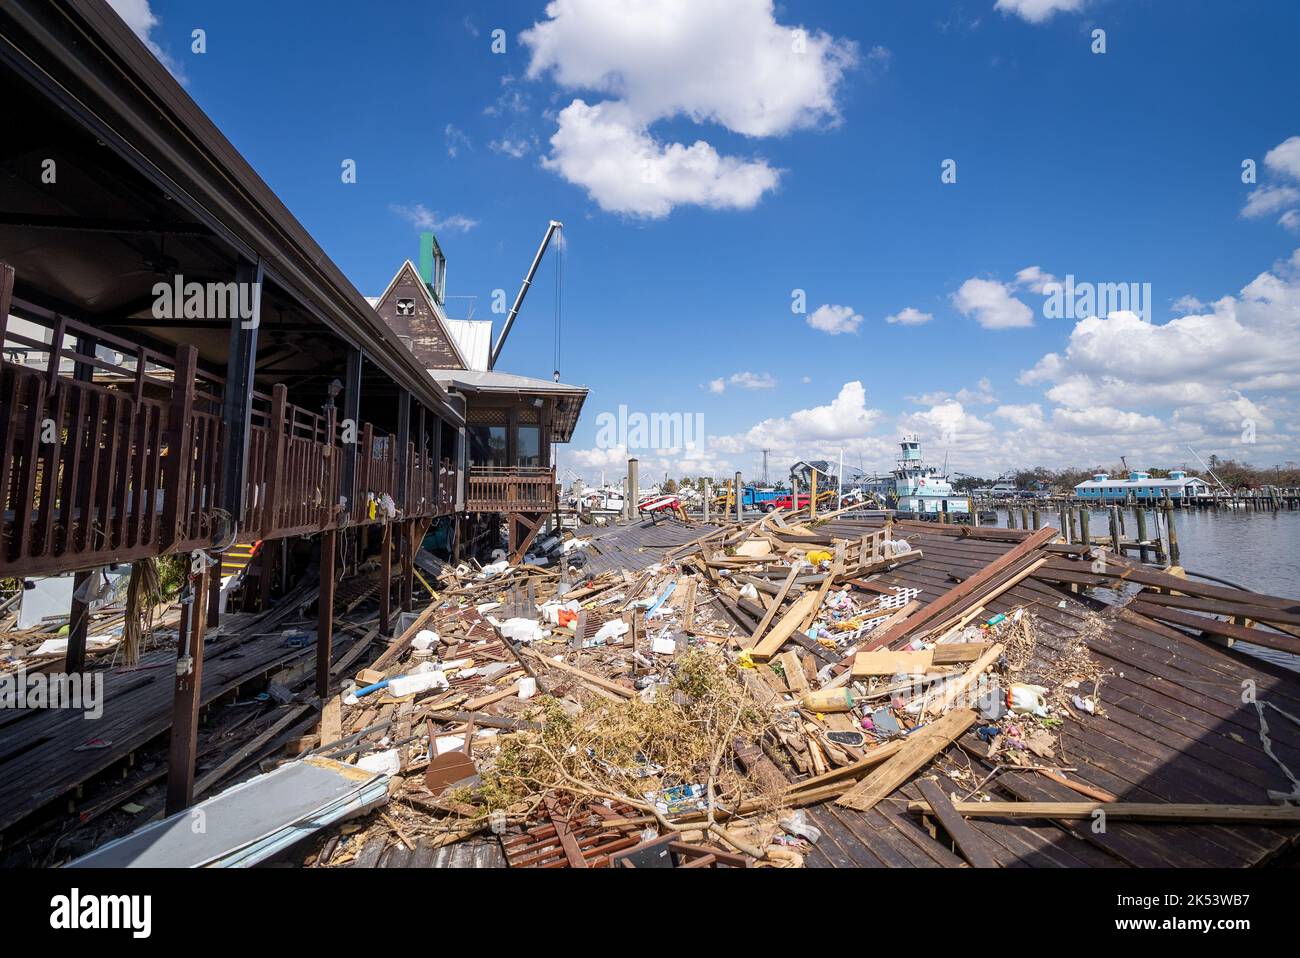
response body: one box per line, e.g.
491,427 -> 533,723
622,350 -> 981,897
1074,470 -> 1212,501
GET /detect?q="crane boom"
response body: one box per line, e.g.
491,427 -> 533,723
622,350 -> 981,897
488,219 -> 563,370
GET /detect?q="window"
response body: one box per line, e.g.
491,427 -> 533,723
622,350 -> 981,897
516,425 -> 541,467
396,297 -> 416,316
468,425 -> 507,468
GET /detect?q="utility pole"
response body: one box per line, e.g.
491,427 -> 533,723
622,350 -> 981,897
762,449 -> 770,486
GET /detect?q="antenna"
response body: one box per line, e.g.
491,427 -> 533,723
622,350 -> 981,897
762,449 -> 770,485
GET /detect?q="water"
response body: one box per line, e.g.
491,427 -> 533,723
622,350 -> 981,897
986,506 -> 1300,670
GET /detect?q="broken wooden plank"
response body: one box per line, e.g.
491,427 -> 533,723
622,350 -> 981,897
914,778 -> 1002,868
836,708 -> 978,812
851,647 -> 934,678
904,800 -> 1300,825
749,590 -> 820,660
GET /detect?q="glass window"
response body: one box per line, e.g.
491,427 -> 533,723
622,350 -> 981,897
468,425 -> 507,468
516,426 -> 541,467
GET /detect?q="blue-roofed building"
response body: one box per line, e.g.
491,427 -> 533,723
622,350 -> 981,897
1074,470 -> 1212,502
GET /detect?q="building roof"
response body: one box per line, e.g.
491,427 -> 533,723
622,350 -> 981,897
1075,476 -> 1209,489
430,369 -> 589,442
444,320 -> 493,371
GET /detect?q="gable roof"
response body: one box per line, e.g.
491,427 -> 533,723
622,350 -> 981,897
371,260 -> 469,369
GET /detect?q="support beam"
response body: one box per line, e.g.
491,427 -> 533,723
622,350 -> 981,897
317,529 -> 337,697
66,569 -> 91,674
339,347 -> 363,514
165,557 -> 207,815
161,345 -> 198,549
219,258 -> 262,523
401,518 -> 415,613
379,521 -> 392,636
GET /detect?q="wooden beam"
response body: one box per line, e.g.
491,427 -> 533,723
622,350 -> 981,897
749,590 -> 820,660
905,800 -> 1300,825
379,521 -> 392,635
837,708 -> 977,812
915,778 -> 1002,868
865,526 -> 1058,652
165,559 -> 207,815
317,529 -> 337,697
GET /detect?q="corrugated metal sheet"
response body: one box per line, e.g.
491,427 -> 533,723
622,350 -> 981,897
444,319 -> 493,371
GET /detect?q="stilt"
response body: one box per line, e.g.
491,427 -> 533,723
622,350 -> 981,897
66,568 -> 91,674
317,529 -> 337,698
379,521 -> 392,635
1135,507 -> 1150,563
165,558 -> 207,815
401,519 -> 415,613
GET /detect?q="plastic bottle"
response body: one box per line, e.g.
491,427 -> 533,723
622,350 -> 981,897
801,688 -> 856,713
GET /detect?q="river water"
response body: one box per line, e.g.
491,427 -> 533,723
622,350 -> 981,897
987,506 -> 1299,670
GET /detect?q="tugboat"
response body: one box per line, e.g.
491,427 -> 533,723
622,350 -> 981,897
887,435 -> 970,521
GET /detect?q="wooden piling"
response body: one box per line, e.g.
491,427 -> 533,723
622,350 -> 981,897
1135,507 -> 1149,563
1164,500 -> 1180,566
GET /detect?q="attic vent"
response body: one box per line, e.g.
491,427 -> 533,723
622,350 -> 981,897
396,297 -> 416,316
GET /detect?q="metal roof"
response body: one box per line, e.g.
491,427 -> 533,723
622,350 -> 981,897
1075,477 -> 1209,489
444,320 -> 493,371
430,369 -> 589,442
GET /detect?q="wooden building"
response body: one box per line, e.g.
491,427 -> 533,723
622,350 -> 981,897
368,240 -> 588,562
0,0 -> 583,821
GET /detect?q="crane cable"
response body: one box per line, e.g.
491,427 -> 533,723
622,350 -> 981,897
553,227 -> 563,381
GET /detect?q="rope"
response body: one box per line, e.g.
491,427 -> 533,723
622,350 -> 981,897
1253,697 -> 1300,801
553,226 -> 563,380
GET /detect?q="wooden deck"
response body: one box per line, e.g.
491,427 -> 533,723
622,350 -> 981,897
797,519 -> 1300,868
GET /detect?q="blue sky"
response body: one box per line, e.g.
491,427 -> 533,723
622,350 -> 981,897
117,0 -> 1300,482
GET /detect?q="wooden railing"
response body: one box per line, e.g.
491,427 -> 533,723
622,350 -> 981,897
1,332 -> 458,576
466,466 -> 556,513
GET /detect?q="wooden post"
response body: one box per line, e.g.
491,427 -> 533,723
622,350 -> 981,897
166,557 -> 207,815
220,259 -> 262,523
809,469 -> 817,521
379,520 -> 392,636
1135,506 -> 1150,563
1109,506 -> 1122,553
206,552 -> 221,627
161,345 -> 199,548
1079,506 -> 1091,546
1032,506 -> 1041,530
317,529 -> 337,697
702,479 -> 710,522
627,458 -> 639,522
1164,500 -> 1180,566
263,384 -> 287,537
1006,507 -> 1015,529
734,471 -> 743,522
66,569 -> 91,674
401,518 -> 415,613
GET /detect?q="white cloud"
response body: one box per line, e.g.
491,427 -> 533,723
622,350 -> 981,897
1242,184 -> 1300,220
885,306 -> 933,326
952,277 -> 1034,329
1265,135 -> 1300,181
522,0 -> 857,217
542,100 -> 780,218
108,0 -> 186,82
807,303 -> 863,335
709,371 -> 777,393
1171,294 -> 1206,314
1014,265 -> 1059,294
389,204 -> 479,233
994,0 -> 1086,24
489,137 -> 535,159
994,403 -> 1044,429
445,124 -> 472,158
